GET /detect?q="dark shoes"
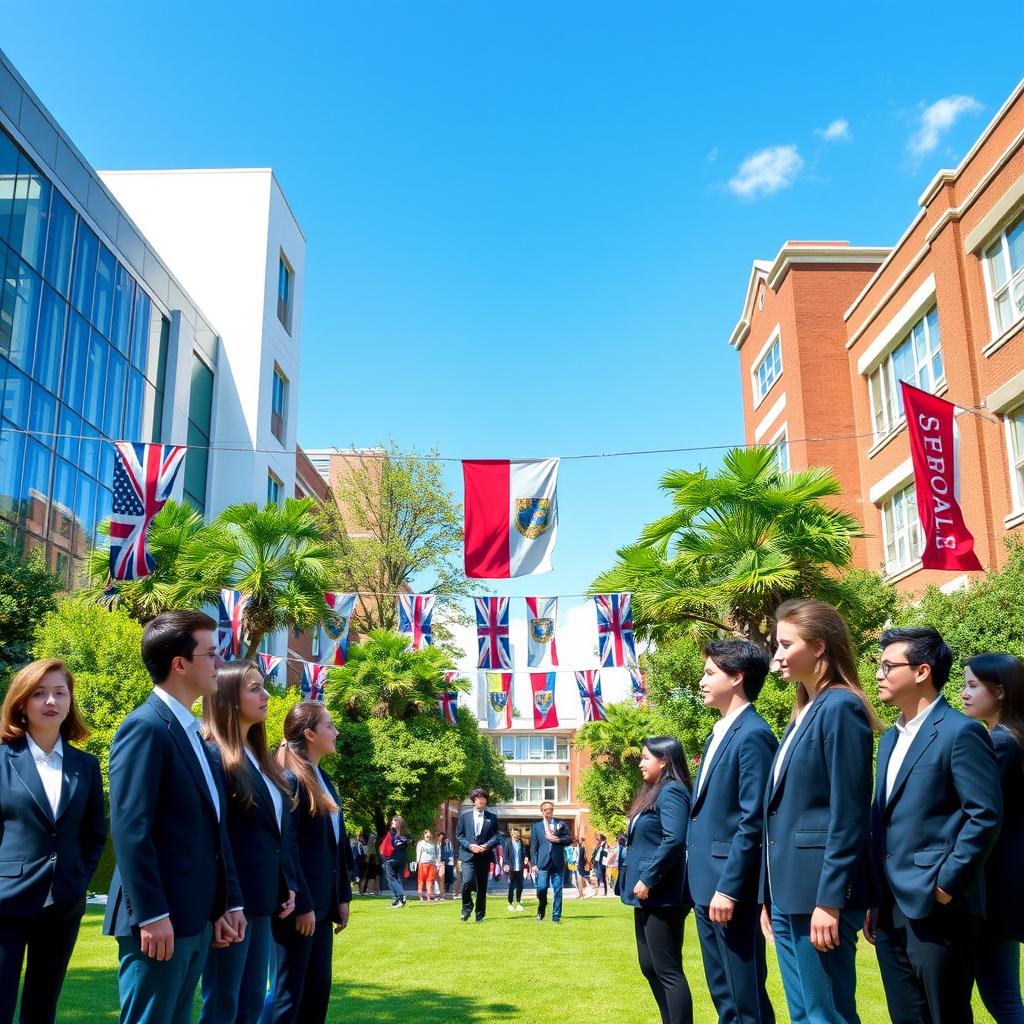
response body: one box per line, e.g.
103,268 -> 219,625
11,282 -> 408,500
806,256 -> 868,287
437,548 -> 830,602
536,913 -> 544,921
460,910 -> 471,921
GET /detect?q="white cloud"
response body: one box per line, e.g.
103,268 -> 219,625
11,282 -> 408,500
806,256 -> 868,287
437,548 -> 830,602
908,95 -> 983,157
728,145 -> 804,199
817,118 -> 851,142
706,146 -> 719,163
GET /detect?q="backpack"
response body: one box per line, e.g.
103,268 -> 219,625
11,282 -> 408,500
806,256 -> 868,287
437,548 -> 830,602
380,832 -> 394,859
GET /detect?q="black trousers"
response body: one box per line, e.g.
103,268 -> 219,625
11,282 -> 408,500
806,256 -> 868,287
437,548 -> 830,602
267,917 -> 334,1024
694,902 -> 775,1024
461,855 -> 491,920
0,907 -> 82,1024
875,901 -> 980,1024
634,906 -> 694,1024
507,869 -> 524,904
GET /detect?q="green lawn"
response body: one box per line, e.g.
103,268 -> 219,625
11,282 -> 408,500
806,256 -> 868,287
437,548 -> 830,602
44,895 -> 1004,1022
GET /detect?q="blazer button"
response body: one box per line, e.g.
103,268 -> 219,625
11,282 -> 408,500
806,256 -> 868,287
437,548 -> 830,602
50,830 -> 58,838
50,853 -> 57,861
769,811 -> 776,817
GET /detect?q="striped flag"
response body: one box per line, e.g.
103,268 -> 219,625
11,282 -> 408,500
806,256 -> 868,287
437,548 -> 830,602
629,665 -> 648,707
218,589 -> 249,659
485,672 -> 513,730
525,596 -> 559,668
475,596 -> 512,670
575,670 -> 607,722
595,593 -> 637,668
438,689 -> 459,725
322,592 -> 357,666
258,653 -> 283,682
397,595 -> 434,650
302,662 -> 329,703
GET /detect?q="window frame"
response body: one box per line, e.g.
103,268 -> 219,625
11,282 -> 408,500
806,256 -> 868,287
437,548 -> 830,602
270,364 -> 288,444
267,470 -> 282,506
751,330 -> 783,407
769,423 -> 789,473
277,253 -> 293,334
1005,403 -> 1024,514
982,208 -> 1024,340
880,482 -> 923,576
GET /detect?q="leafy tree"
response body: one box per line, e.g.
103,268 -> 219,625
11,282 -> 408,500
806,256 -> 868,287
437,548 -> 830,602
0,533 -> 62,674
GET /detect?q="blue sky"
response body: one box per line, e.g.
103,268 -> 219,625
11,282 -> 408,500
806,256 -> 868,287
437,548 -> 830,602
5,2 -> 1022,602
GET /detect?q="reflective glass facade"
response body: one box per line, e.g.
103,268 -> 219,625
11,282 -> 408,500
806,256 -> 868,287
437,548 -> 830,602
0,125 -> 171,585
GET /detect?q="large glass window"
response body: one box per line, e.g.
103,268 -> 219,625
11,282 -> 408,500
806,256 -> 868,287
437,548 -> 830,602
512,777 -> 568,803
33,285 -> 66,395
0,426 -> 25,521
868,307 -> 944,440
4,253 -> 41,374
1,361 -> 29,428
881,483 -> 922,575
82,330 -> 107,429
8,155 -> 50,272
111,262 -> 134,354
495,735 -> 570,761
102,350 -> 127,438
983,209 -> 1024,337
267,472 -> 282,506
70,221 -> 97,316
92,243 -> 115,338
131,289 -> 151,372
753,336 -> 782,404
21,439 -> 52,534
277,254 -> 293,332
43,189 -> 75,296
0,132 -> 19,242
61,313 -> 89,408
271,365 -> 287,443
183,354 -> 214,513
1008,405 -> 1024,510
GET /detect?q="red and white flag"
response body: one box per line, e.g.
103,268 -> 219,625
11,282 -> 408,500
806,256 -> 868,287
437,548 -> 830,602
530,672 -> 559,730
397,595 -> 434,650
462,459 -> 559,578
258,653 -> 283,681
526,597 -> 559,668
901,382 -> 983,572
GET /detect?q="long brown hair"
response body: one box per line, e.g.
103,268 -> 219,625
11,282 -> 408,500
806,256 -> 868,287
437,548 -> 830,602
276,701 -> 339,817
0,658 -> 89,744
775,599 -> 882,731
203,661 -> 291,810
967,653 -> 1024,753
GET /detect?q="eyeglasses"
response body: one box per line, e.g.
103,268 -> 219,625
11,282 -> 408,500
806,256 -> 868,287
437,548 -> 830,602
879,660 -> 919,677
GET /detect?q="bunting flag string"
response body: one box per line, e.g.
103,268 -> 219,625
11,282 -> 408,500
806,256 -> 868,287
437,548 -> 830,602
321,592 -> 357,666
485,672 -> 513,730
530,672 -> 559,730
438,687 -> 459,725
595,593 -> 637,668
301,661 -> 329,702
525,596 -> 559,668
575,669 -> 607,722
629,665 -> 649,707
397,594 -> 435,650
218,589 -> 249,659
475,596 -> 512,670
258,653 -> 283,681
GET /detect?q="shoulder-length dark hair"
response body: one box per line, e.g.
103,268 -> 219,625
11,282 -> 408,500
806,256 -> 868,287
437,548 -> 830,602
203,660 -> 291,810
967,653 -> 1024,752
0,658 -> 89,744
627,736 -> 692,819
276,701 -> 339,817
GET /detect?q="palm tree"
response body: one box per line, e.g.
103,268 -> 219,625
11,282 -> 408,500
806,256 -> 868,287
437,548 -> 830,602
575,700 -> 654,769
591,447 -> 864,648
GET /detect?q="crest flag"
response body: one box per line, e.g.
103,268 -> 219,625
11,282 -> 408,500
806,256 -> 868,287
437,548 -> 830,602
525,596 -> 559,668
530,672 -> 559,730
485,672 -> 513,730
321,592 -> 357,667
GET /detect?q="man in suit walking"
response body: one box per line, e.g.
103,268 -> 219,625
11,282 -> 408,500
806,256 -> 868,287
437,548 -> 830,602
104,611 -> 245,1024
455,787 -> 500,922
865,627 -> 1002,1024
687,640 -> 777,1024
530,800 -> 570,923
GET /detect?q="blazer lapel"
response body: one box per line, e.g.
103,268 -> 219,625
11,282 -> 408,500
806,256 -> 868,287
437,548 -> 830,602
769,695 -> 829,802
884,698 -> 946,818
8,739 -> 55,824
693,714 -> 743,813
318,767 -> 339,853
56,745 -> 81,821
244,756 -> 280,833
148,693 -> 218,819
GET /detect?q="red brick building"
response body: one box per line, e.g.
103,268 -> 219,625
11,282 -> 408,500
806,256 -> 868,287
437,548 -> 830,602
731,78 -> 1024,594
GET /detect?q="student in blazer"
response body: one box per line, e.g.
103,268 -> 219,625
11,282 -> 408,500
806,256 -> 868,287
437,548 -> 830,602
456,788 -> 500,922
501,828 -> 529,911
264,702 -> 351,1024
865,629 -> 1001,1024
687,641 -> 777,1024
620,737 -> 693,1024
962,652 -> 1024,1022
104,611 -> 245,1024
200,662 -> 301,1024
762,600 -> 877,1024
529,801 -> 571,922
0,659 -> 106,1024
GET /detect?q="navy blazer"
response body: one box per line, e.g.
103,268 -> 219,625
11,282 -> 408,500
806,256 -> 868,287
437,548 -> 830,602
687,706 -> 778,907
761,688 -> 874,914
455,808 -> 500,863
871,696 -> 1001,921
208,744 -> 301,919
501,836 -> 529,871
103,692 -> 242,939
619,780 -> 691,909
0,739 -> 106,920
286,767 -> 352,924
984,726 -> 1024,940
529,818 -> 570,871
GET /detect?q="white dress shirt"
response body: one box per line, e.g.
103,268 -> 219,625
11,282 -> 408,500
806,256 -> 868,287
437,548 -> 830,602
885,696 -> 942,800
473,809 -> 485,837
696,703 -> 750,798
773,702 -> 813,786
245,748 -> 283,832
27,735 -> 64,908
153,687 -> 220,821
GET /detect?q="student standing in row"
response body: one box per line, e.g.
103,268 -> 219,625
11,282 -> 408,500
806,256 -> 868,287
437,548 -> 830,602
456,788 -> 499,922
687,641 -> 777,1024
0,659 -> 106,1024
762,599 -> 878,1024
863,628 -> 1002,1023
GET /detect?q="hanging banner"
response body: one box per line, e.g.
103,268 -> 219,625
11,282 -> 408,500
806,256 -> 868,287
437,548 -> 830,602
629,665 -> 649,707
322,592 -> 357,666
258,653 -> 283,682
438,689 -> 459,725
485,672 -> 513,729
595,593 -> 637,667
397,594 -> 435,650
575,669 -> 607,722
109,442 -> 187,581
302,661 -> 329,703
530,672 -> 559,730
463,458 -> 559,578
526,596 -> 560,668
218,589 -> 249,659
475,596 -> 512,670
900,382 -> 983,572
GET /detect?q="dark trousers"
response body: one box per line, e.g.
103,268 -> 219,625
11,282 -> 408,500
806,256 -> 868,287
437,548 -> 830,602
875,902 -> 979,1024
596,864 -> 608,894
262,917 -> 334,1024
694,903 -> 775,1024
461,855 -> 491,920
507,869 -> 524,904
634,905 -> 694,1024
975,934 -> 1024,1023
383,860 -> 405,901
201,914 -> 272,1024
0,907 -> 82,1024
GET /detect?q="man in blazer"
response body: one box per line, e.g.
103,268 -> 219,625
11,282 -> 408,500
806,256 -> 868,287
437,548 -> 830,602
688,641 -> 777,1024
455,787 -> 500,922
104,611 -> 244,1024
529,800 -> 571,923
865,627 -> 1002,1024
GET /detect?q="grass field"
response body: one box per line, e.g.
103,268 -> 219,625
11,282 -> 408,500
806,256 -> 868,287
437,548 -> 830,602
43,893 -> 1005,1022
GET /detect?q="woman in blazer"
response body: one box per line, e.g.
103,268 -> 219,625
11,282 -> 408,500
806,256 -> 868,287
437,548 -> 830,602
263,702 -> 352,1024
619,736 -> 694,1024
0,658 -> 106,1024
762,600 -> 879,1024
199,661 -> 299,1024
962,653 -> 1024,1022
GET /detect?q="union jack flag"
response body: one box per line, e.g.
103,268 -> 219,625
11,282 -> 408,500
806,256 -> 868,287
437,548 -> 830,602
302,662 -> 329,703
594,593 -> 637,668
575,670 -> 607,722
629,665 -> 648,707
109,442 -> 187,581
397,595 -> 434,650
218,589 -> 249,659
438,689 -> 459,725
475,596 -> 512,670
259,653 -> 283,682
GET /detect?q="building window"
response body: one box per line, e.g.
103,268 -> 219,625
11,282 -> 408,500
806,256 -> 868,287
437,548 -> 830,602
868,307 -> 944,441
267,471 -> 282,506
770,426 -> 789,472
983,209 -> 1024,337
271,365 -> 287,443
753,335 -> 782,404
512,776 -> 568,803
881,483 -> 922,575
1007,404 -> 1024,511
277,253 -> 293,333
493,735 -> 569,761
183,354 -> 214,513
